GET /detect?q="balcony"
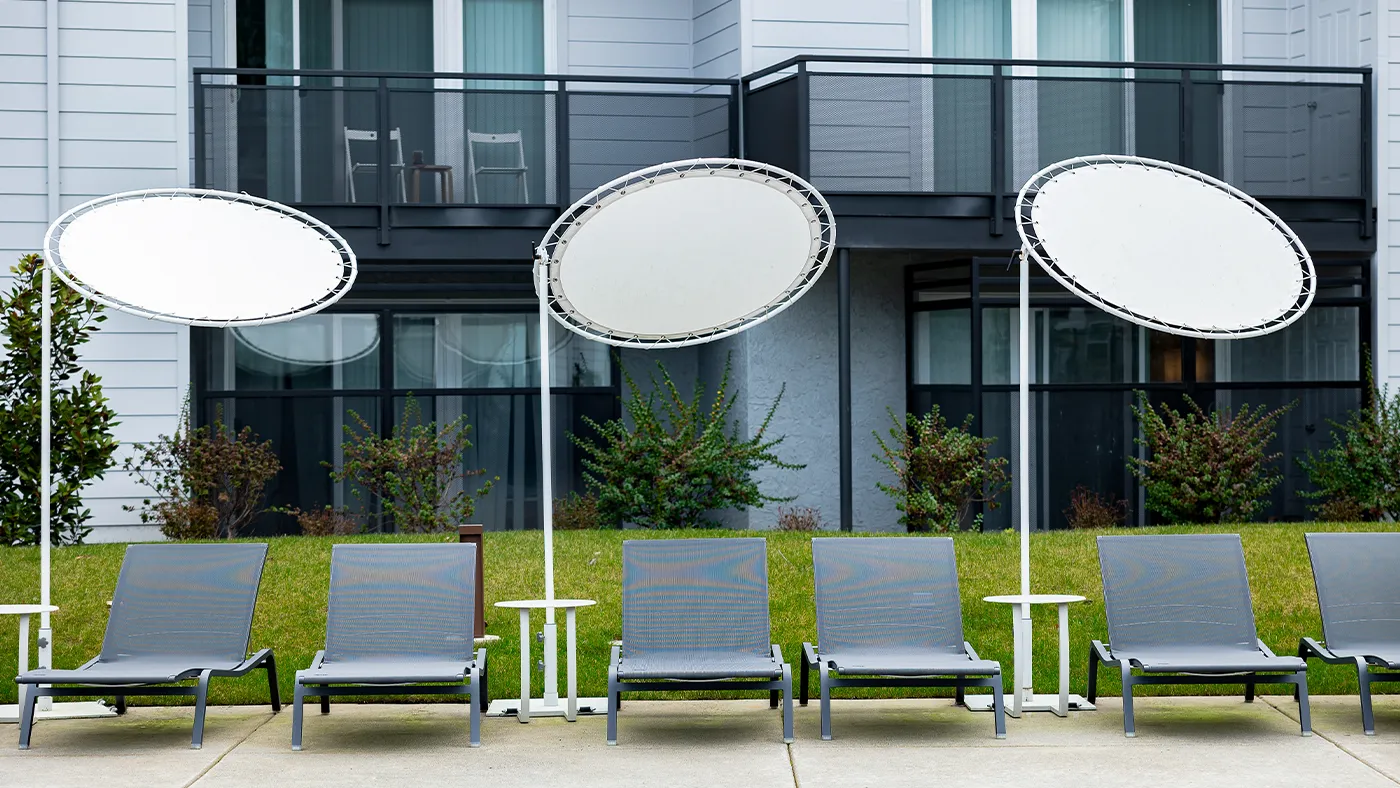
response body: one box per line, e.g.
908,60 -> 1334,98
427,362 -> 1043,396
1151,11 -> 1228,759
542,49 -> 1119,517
743,56 -> 1373,253
194,68 -> 739,257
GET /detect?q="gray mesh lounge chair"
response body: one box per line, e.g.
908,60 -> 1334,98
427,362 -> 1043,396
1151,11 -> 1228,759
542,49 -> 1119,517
1088,534 -> 1310,737
15,543 -> 277,750
608,538 -> 792,745
803,537 -> 1005,740
292,544 -> 486,750
1299,532 -> 1400,735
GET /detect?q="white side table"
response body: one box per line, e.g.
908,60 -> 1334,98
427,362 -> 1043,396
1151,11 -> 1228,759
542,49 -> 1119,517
489,599 -> 601,723
964,594 -> 1096,718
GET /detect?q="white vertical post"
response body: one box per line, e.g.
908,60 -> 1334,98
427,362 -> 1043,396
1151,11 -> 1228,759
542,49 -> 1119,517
566,606 -> 577,721
1058,601 -> 1070,716
39,260 -> 53,712
18,613 -> 30,680
1018,250 -> 1030,598
536,259 -> 559,707
517,608 -> 531,723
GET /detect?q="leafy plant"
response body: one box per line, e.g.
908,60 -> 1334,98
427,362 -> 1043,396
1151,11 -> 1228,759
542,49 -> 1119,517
1298,363 -> 1400,521
1129,392 -> 1293,524
0,254 -> 120,546
1063,485 -> 1127,529
280,505 -> 361,536
873,407 -> 1009,532
775,506 -> 824,532
553,492 -> 602,531
332,394 -> 494,533
125,398 -> 281,540
571,355 -> 802,529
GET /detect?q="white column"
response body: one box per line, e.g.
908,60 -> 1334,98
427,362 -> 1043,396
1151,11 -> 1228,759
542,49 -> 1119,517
537,261 -> 559,707
39,261 -> 52,712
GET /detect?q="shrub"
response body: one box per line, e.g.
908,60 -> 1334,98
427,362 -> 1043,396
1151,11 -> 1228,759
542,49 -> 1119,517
1063,485 -> 1127,529
0,253 -> 120,546
125,398 -> 281,540
1129,392 -> 1293,524
281,506 -> 361,536
332,394 -> 495,533
775,506 -> 824,532
571,355 -> 802,529
1298,365 -> 1400,521
873,406 -> 1010,532
553,492 -> 603,531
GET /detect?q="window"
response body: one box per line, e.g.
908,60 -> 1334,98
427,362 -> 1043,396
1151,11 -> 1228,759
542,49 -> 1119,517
196,308 -> 616,534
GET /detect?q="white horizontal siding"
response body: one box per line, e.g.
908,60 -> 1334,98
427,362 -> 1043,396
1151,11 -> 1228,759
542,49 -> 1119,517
0,0 -> 45,267
564,0 -> 693,77
749,0 -> 918,72
694,0 -> 739,79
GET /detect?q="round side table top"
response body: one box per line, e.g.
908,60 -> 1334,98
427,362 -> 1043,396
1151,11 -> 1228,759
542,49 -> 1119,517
0,605 -> 58,616
983,594 -> 1086,606
494,599 -> 597,610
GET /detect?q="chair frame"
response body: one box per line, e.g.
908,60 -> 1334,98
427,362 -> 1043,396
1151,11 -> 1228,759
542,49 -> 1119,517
606,643 -> 792,745
801,643 -> 1006,740
1297,638 -> 1400,735
466,130 -> 529,204
344,126 -> 407,203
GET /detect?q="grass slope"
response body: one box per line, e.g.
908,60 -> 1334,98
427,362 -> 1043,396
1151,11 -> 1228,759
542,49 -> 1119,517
1,522 -> 1395,707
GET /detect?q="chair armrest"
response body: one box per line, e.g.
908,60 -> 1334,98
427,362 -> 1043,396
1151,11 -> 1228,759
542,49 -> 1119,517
1257,640 -> 1279,658
802,642 -> 818,667
964,641 -> 982,662
610,643 -> 622,666
1091,640 -> 1118,666
475,647 -> 487,672
771,643 -> 787,666
228,648 -> 274,675
307,650 -> 326,670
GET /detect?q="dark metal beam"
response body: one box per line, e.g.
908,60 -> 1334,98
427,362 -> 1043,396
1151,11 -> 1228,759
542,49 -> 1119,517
838,248 -> 853,532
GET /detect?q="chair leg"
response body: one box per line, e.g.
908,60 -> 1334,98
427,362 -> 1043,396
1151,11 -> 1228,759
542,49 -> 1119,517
191,670 -> 213,750
1355,659 -> 1375,735
17,684 -> 38,750
291,682 -> 307,751
115,695 -> 127,715
1245,675 -> 1256,703
479,654 -> 490,714
1119,663 -> 1136,738
265,655 -> 281,712
956,685 -> 966,707
781,664 -> 794,744
819,667 -> 833,741
1087,645 -> 1100,704
321,693 -> 330,715
991,679 -> 1006,739
606,677 -> 619,745
468,670 -> 482,748
799,655 -> 810,707
1295,673 -> 1312,736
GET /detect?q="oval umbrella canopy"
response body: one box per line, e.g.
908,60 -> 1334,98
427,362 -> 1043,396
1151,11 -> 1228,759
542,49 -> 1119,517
1016,155 -> 1314,338
44,189 -> 356,327
538,159 -> 835,347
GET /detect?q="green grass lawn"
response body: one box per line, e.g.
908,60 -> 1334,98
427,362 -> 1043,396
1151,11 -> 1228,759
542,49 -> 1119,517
1,522 -> 1395,707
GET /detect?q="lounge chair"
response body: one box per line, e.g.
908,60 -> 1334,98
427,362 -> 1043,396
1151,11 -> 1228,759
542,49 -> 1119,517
803,537 -> 1005,740
1088,534 -> 1310,737
607,538 -> 792,744
292,543 -> 486,749
15,543 -> 278,750
1299,532 -> 1400,735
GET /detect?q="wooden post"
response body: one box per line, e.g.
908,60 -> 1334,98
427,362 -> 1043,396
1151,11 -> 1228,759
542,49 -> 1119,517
458,524 -> 485,638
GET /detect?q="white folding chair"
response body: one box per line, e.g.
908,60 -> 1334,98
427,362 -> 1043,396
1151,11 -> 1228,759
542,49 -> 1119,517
343,126 -> 407,203
466,130 -> 529,203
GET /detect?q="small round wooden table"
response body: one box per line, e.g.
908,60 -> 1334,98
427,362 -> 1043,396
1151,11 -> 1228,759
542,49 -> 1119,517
965,594 -> 1095,718
494,599 -> 597,723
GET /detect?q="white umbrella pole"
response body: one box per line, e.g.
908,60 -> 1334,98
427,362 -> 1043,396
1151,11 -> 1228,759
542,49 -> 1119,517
1018,250 -> 1030,598
537,260 -> 559,706
38,260 -> 53,713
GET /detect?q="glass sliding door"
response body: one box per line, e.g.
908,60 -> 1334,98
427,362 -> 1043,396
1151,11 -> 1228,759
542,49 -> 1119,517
1133,0 -> 1220,173
1036,0 -> 1125,165
929,0 -> 1010,191
461,0 -> 546,204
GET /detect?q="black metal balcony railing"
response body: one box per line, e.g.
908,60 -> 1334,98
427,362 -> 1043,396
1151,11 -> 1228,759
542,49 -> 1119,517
193,68 -> 740,217
743,56 -> 1372,238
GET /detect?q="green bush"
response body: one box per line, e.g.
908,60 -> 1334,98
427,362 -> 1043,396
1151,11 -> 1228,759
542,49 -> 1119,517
1299,366 -> 1400,521
0,254 -> 119,546
553,492 -> 603,530
873,406 -> 1009,532
1129,391 -> 1292,524
571,355 -> 801,528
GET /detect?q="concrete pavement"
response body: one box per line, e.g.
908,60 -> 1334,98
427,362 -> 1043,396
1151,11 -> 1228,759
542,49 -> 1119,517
3,696 -> 1398,787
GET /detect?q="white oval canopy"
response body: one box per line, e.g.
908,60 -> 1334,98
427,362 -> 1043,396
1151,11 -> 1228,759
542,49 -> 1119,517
44,189 -> 356,327
538,159 -> 835,347
1016,155 -> 1314,339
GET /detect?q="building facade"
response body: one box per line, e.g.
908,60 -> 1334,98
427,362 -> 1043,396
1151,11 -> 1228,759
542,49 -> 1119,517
0,0 -> 1387,539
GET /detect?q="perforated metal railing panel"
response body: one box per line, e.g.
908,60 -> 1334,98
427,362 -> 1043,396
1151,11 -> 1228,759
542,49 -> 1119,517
1306,532 -> 1400,653
1097,534 -> 1259,653
621,538 -> 772,661
812,537 -> 966,655
100,543 -> 268,663
323,543 -> 477,663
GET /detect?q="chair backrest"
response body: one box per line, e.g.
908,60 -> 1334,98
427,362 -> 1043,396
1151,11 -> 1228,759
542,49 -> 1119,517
1097,534 -> 1259,653
621,538 -> 771,660
99,543 -> 268,663
343,127 -> 405,165
323,543 -> 477,663
1306,532 -> 1400,652
466,130 -> 526,169
812,537 -> 966,655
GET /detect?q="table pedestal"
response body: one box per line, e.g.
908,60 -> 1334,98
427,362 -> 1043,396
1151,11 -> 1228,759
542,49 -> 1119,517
0,608 -> 116,724
965,596 -> 1096,717
486,600 -> 608,721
